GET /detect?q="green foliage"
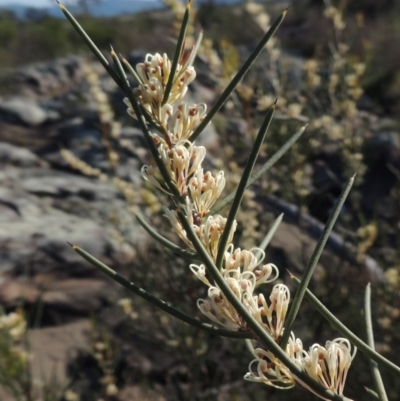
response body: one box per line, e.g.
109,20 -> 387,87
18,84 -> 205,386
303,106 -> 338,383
0,15 -> 17,47
20,18 -> 72,60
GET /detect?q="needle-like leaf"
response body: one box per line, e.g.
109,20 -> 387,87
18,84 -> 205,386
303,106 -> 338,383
70,244 -> 250,339
189,8 -> 288,142
364,283 -> 389,401
215,103 -> 275,269
211,125 -> 306,215
290,274 -> 400,378
281,174 -> 355,348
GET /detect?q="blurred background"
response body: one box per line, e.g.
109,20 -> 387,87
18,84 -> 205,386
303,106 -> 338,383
0,0 -> 399,400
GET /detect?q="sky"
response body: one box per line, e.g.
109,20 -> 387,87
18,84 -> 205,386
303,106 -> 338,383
0,0 -> 158,7
0,0 -> 72,7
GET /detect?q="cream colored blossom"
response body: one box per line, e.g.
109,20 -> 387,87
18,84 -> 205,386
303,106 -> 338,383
169,102 -> 207,142
257,95 -> 275,111
287,103 -> 303,118
286,332 -> 304,367
188,169 -> 225,217
0,311 -> 27,342
106,383 -> 119,396
142,142 -> 206,195
197,270 -> 256,330
299,338 -> 356,400
195,214 -> 236,260
244,347 -> 295,389
157,142 -> 206,194
135,52 -> 195,109
245,284 -> 290,341
65,390 -> 80,401
223,245 -> 279,286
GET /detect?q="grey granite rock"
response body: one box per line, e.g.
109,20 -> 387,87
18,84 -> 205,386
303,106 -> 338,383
0,143 -> 146,280
0,97 -> 48,126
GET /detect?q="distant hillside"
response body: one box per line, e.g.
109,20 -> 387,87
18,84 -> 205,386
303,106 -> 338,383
0,0 -> 244,19
0,0 -> 164,18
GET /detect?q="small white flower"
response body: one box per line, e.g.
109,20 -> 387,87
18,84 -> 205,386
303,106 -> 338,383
197,270 -> 256,330
257,284 -> 290,341
223,245 -> 279,286
141,164 -> 172,195
244,347 -> 295,389
169,102 -> 207,142
189,263 -> 212,286
298,338 -> 357,400
195,214 -> 236,261
188,169 -> 225,217
136,53 -> 171,87
286,331 -> 304,367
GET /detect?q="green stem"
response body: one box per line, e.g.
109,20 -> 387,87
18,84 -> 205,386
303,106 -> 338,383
110,48 -> 185,203
120,55 -> 142,85
364,387 -> 379,400
162,0 -> 191,105
57,1 -> 121,86
71,244 -> 251,339
281,174 -> 355,348
177,211 -> 346,401
290,274 -> 400,378
211,125 -> 306,215
364,283 -> 389,401
135,212 -> 199,262
254,213 -> 283,260
215,103 -> 275,269
189,8 -> 288,143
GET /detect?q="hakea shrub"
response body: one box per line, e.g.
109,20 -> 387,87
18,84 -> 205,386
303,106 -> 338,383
122,45 -> 357,400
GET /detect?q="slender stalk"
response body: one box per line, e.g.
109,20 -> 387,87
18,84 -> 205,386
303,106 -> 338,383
259,213 -> 283,251
290,274 -> 400,378
188,30 -> 203,68
57,1 -> 122,87
163,0 -> 191,105
71,244 -> 251,339
215,103 -> 275,269
211,125 -> 306,215
59,2 -> 158,129
189,8 -> 288,142
255,213 -> 283,259
120,55 -> 142,85
364,283 -> 389,401
364,387 -> 379,400
135,212 -> 199,262
281,174 -> 355,348
177,211 -> 346,401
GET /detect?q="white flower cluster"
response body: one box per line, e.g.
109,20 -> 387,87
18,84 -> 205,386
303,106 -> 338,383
0,310 -> 27,342
125,48 -> 356,400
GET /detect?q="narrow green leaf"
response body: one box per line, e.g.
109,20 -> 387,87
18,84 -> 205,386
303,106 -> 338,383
135,212 -> 199,261
110,48 -> 184,203
59,2 -> 158,127
70,244 -> 250,339
120,54 -> 142,85
189,8 -> 288,142
57,1 -> 122,87
364,387 -> 380,400
162,0 -> 191,105
281,174 -> 355,348
188,30 -> 203,68
255,213 -> 283,259
365,283 -> 389,401
215,103 -> 276,269
177,211 -> 345,401
245,338 -> 257,357
211,125 -> 306,215
290,274 -> 400,378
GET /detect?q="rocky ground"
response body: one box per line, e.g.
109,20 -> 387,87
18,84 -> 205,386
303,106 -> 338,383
0,54 -> 399,401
